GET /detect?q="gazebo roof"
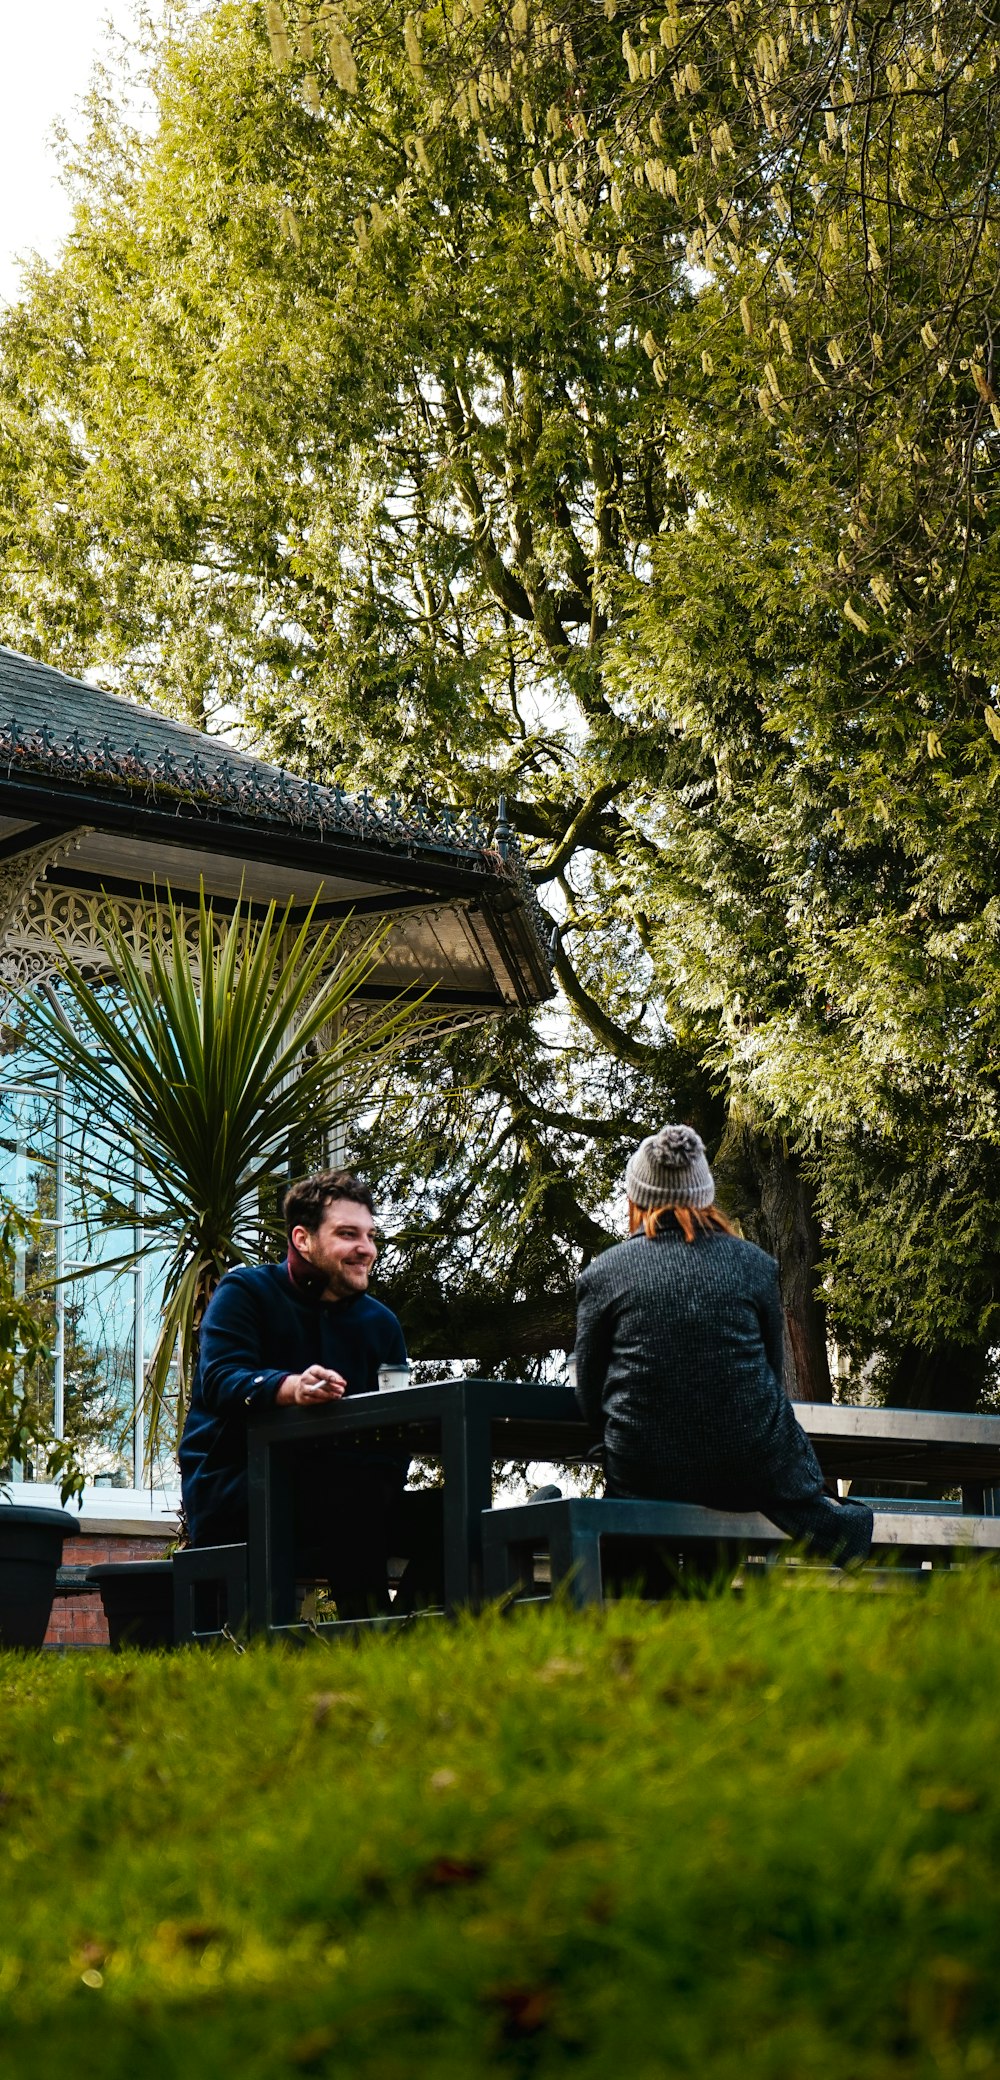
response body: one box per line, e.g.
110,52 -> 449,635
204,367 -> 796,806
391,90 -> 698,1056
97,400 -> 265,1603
0,647 -> 553,1012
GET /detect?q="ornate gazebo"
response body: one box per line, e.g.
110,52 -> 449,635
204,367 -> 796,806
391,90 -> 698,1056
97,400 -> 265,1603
0,645 -> 552,1597
0,647 -> 552,1011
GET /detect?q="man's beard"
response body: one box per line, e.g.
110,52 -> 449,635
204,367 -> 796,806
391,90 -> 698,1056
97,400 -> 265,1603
331,1261 -> 370,1290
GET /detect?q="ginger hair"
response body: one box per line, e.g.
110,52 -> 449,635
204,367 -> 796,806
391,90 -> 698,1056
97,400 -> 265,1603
628,1201 -> 737,1243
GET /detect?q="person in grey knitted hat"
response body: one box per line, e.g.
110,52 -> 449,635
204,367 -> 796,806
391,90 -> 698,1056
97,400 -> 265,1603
624,1123 -> 715,1211
571,1122 -> 874,1569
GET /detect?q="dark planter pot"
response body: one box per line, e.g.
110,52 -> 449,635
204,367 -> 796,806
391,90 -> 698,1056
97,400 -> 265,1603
90,1560 -> 175,1651
0,1504 -> 79,1649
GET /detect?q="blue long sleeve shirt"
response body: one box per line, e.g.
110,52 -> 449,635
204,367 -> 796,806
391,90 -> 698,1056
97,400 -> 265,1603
178,1259 -> 407,1542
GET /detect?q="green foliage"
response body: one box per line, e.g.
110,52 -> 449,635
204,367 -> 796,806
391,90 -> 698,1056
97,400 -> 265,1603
1,0 -> 999,1394
0,0 -> 710,1362
1,1577 -> 1000,2073
18,887 -> 430,1453
0,1199 -> 83,1503
359,1015 -> 653,1369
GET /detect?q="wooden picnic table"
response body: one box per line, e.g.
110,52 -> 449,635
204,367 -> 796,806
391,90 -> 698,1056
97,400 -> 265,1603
245,1382 -> 1000,1635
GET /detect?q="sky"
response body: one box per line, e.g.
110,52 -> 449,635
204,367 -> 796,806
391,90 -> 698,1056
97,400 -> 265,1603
0,2 -> 139,308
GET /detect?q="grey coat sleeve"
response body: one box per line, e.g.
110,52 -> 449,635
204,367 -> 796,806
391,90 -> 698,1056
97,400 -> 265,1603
574,1263 -> 614,1431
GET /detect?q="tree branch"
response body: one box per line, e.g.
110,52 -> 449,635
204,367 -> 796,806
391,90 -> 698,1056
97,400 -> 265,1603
514,1101 -> 648,1142
531,779 -> 628,882
441,388 -> 535,622
551,938 -> 664,1072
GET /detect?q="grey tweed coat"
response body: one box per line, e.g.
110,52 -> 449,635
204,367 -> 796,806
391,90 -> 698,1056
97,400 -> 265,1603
575,1228 -> 872,1564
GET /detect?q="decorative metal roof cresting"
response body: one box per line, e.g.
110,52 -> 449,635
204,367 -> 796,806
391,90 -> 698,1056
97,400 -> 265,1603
0,647 -> 553,1014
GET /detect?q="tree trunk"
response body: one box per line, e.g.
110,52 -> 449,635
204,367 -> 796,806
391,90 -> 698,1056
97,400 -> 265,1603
718,1125 -> 833,1403
877,1339 -> 989,1414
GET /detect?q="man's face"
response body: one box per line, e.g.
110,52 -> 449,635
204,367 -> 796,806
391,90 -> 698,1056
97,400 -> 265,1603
292,1198 -> 378,1298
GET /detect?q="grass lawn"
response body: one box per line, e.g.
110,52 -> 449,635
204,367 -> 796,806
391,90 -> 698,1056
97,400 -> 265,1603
1,1572 -> 998,2079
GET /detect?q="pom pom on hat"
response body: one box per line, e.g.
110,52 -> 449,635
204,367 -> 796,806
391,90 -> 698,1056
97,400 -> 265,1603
624,1123 -> 715,1210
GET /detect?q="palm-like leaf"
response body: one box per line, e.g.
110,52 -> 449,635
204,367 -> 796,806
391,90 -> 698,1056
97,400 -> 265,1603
21,885 -> 432,1458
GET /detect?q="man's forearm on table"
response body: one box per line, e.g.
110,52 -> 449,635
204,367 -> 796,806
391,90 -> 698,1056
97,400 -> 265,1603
200,1354 -> 289,1412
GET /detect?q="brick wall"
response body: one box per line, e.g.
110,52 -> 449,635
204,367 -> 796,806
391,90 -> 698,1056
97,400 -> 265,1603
45,1589 -> 109,1651
62,1535 -> 173,1567
45,1531 -> 173,1650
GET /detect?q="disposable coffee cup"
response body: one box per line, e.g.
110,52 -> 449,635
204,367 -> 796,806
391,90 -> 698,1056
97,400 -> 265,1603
378,1364 -> 413,1392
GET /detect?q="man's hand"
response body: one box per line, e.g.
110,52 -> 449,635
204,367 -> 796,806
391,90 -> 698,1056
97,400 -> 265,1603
276,1365 -> 347,1407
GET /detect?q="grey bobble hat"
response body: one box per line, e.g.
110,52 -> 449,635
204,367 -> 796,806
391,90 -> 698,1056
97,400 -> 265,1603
625,1123 -> 715,1211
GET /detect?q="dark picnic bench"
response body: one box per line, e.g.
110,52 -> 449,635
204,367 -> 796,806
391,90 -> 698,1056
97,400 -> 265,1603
181,1389 -> 1000,1641
481,1495 -> 1000,1607
244,1377 -> 590,1640
793,1403 -> 1000,1512
481,1402 -> 1000,1607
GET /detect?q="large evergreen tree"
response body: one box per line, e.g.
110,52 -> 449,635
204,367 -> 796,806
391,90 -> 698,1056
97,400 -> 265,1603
0,0 -> 998,1401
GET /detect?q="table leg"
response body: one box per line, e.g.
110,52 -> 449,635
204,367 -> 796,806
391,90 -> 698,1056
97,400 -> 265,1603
247,1437 -> 297,1635
440,1404 -> 493,1611
964,1483 -> 1000,1516
555,1512 -> 604,1606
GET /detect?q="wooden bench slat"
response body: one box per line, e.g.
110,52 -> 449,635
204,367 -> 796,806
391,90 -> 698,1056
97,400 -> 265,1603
870,1513 -> 1000,1548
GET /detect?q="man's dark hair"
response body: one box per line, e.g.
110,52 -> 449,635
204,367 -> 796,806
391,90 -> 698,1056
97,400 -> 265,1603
283,1169 -> 374,1238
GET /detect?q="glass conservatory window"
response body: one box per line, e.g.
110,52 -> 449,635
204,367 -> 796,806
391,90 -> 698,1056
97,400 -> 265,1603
0,1029 -> 175,1495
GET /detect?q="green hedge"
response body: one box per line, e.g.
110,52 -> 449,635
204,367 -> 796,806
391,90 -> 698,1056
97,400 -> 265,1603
1,1574 -> 997,2078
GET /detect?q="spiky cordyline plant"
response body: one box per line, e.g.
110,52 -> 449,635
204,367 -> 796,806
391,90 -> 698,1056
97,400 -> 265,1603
22,886 -> 431,1460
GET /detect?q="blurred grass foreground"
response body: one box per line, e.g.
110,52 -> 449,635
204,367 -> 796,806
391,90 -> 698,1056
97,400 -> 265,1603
1,1574 -> 998,2080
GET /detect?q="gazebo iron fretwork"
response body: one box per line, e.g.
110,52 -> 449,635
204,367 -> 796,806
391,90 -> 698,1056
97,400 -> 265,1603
0,715 -> 551,965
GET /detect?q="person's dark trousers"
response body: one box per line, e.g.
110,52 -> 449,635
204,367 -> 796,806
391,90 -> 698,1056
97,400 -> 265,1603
762,1490 -> 874,1565
292,1451 -> 407,1617
192,1455 -> 405,1619
602,1483 -> 874,1589
387,1488 -> 445,1612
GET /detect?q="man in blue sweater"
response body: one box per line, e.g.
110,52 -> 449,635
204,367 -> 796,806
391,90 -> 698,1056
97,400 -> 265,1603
179,1169 -> 423,1615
